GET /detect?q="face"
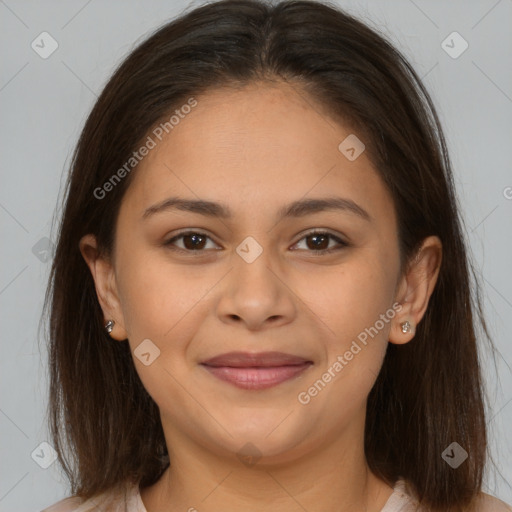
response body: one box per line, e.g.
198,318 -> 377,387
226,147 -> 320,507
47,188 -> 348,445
82,81 -> 438,465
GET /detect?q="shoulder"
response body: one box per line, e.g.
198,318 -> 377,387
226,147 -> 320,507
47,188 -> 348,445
41,482 -> 144,512
41,496 -> 85,512
473,492 -> 512,512
41,494 -> 127,512
383,478 -> 512,512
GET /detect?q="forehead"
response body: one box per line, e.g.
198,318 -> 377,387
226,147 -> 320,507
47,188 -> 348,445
119,82 -> 394,225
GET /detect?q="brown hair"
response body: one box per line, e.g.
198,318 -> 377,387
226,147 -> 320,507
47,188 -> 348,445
43,1 -> 494,510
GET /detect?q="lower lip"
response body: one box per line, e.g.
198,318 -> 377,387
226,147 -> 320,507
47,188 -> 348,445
201,363 -> 312,390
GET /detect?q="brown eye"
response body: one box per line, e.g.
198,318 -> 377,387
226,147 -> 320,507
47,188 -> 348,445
292,230 -> 348,255
164,229 -> 348,256
306,233 -> 329,250
165,231 -> 218,252
181,233 -> 207,250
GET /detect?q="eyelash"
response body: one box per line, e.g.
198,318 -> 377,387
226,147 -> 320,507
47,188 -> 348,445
164,229 -> 349,256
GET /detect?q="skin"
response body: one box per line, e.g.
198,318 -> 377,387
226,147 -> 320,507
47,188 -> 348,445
80,81 -> 442,512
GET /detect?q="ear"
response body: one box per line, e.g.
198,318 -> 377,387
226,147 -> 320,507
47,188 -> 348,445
79,234 -> 128,341
389,235 -> 442,345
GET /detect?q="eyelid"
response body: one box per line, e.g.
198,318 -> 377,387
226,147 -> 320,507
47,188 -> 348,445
165,229 -> 221,252
292,228 -> 347,245
290,229 -> 348,254
164,228 -> 349,254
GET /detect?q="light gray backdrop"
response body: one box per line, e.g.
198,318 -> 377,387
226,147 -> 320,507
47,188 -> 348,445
1,0 -> 511,510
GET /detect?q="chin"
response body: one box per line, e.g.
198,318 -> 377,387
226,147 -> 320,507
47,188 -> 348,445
200,414 -> 311,464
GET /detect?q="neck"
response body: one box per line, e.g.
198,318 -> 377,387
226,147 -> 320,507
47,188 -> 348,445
140,414 -> 395,512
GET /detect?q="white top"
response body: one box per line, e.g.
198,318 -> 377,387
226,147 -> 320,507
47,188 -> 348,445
41,477 -> 512,512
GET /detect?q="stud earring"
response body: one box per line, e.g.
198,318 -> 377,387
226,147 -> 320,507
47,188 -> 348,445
400,320 -> 412,333
105,319 -> 115,334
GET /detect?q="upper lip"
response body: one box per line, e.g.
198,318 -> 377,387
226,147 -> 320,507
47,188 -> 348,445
201,351 -> 312,368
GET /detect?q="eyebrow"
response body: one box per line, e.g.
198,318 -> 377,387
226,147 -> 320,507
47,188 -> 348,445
142,196 -> 371,222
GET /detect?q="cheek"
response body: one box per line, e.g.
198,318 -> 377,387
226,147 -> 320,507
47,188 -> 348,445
115,252 -> 210,411
313,255 -> 396,343
116,246 -> 204,339
300,254 -> 395,405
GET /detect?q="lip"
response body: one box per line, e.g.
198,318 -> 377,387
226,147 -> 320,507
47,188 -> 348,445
201,351 -> 311,367
200,351 -> 313,390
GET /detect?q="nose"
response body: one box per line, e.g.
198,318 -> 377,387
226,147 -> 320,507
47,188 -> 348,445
215,246 -> 297,332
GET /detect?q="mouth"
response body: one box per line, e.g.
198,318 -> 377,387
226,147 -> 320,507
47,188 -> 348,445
200,351 -> 313,390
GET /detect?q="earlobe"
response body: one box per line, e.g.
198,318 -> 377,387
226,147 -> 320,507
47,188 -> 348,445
103,318 -> 127,341
389,236 -> 442,345
78,234 -> 128,341
389,314 -> 416,345
400,320 -> 413,334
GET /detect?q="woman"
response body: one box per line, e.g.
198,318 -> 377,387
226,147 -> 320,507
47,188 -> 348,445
41,0 -> 511,510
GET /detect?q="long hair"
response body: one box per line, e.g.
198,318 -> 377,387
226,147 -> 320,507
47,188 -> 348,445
42,1 -> 491,510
